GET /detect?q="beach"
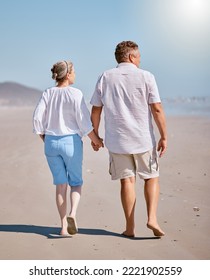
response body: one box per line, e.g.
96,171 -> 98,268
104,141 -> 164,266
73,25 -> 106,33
0,107 -> 210,260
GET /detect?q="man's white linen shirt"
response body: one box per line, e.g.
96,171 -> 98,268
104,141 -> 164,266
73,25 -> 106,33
33,86 -> 93,137
90,63 -> 161,154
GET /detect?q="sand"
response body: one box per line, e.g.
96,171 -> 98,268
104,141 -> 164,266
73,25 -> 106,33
0,107 -> 210,260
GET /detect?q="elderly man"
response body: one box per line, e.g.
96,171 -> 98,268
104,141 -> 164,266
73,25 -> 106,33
90,41 -> 167,237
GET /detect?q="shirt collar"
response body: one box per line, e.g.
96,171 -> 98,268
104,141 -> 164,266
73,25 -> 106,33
117,62 -> 137,69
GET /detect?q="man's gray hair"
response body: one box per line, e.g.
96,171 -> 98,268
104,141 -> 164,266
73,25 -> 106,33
115,41 -> 139,63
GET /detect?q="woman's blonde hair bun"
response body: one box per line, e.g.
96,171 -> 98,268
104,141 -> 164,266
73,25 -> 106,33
51,60 -> 73,82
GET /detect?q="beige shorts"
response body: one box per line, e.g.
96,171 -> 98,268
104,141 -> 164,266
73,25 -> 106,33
109,147 -> 159,180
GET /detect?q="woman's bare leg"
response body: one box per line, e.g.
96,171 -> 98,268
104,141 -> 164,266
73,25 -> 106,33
69,186 -> 82,218
56,183 -> 68,235
66,186 -> 82,235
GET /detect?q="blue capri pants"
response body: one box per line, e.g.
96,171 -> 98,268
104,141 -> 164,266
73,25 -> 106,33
44,134 -> 83,186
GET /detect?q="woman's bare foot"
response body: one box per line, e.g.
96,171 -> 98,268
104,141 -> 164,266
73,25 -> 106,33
60,228 -> 70,236
67,216 -> 78,235
147,223 -> 165,237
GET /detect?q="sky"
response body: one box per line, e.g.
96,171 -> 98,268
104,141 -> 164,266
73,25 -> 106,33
0,0 -> 210,99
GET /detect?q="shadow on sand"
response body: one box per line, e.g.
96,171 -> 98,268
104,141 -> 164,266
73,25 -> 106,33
0,224 -> 160,240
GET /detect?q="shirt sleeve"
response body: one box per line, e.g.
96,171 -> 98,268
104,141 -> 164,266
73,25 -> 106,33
147,73 -> 161,104
32,92 -> 47,134
90,74 -> 103,107
75,94 -> 93,137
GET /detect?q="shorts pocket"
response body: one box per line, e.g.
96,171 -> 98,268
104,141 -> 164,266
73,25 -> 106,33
109,154 -> 116,177
149,154 -> 159,173
44,140 -> 58,156
64,143 -> 74,157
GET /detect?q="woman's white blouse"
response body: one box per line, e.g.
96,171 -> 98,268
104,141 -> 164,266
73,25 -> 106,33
33,86 -> 93,137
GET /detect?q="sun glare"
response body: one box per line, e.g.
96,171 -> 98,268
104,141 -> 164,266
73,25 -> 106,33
171,0 -> 209,26
155,0 -> 210,54
181,0 -> 207,21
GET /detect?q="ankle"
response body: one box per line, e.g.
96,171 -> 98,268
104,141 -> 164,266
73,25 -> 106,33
126,223 -> 135,234
68,212 -> 76,219
147,216 -> 158,224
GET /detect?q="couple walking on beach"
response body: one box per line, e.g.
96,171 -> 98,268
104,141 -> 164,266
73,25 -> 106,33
33,41 -> 167,238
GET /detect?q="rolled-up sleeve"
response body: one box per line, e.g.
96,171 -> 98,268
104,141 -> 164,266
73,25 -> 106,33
75,95 -> 93,137
33,93 -> 47,134
147,73 -> 161,104
90,75 -> 103,107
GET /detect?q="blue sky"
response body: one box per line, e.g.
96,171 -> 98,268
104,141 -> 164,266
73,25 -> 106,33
0,0 -> 210,99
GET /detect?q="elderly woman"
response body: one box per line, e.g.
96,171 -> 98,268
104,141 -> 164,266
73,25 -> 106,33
33,60 -> 103,236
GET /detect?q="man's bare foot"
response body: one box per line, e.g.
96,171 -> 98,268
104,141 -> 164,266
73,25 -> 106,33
122,231 -> 135,238
147,223 -> 165,237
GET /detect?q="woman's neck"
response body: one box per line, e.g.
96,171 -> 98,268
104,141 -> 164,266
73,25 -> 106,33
57,80 -> 70,88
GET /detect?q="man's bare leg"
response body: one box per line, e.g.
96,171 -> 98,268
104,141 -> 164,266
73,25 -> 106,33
144,177 -> 165,236
120,177 -> 136,237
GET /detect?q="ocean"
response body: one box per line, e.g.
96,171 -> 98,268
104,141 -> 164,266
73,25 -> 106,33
162,96 -> 210,116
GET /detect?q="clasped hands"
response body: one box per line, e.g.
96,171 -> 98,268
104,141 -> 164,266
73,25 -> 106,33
91,137 -> 104,151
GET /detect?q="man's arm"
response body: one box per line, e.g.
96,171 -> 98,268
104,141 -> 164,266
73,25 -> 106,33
91,106 -> 103,136
91,106 -> 103,151
150,103 -> 167,157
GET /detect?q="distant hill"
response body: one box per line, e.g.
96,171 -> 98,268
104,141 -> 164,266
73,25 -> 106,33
0,82 -> 42,106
